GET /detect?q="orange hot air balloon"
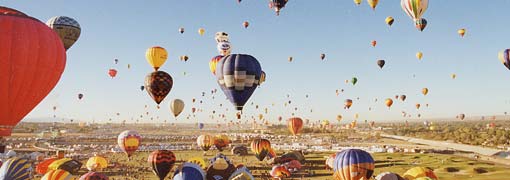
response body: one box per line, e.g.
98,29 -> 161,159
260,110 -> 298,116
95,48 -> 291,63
371,40 -> 377,47
422,88 -> 429,95
385,98 -> 393,108
243,21 -> 249,28
416,103 -> 421,109
0,7 -> 66,139
287,117 -> 303,136
344,99 -> 353,109
108,69 -> 117,78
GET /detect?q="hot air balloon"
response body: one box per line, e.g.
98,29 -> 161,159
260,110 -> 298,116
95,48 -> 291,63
78,93 -> 84,100
145,71 -> 173,105
352,77 -> 358,85
146,46 -> 168,71
416,52 -> 423,60
214,134 -> 230,151
345,99 -> 353,109
416,104 -> 421,109
458,28 -> 466,37
179,27 -> 184,34
367,0 -> 379,10
270,165 -> 290,178
108,69 -> 117,78
251,138 -> 272,161
400,95 -> 406,101
215,31 -> 229,43
422,88 -> 428,95
180,55 -> 189,62
333,149 -> 375,180
403,167 -> 438,180
80,172 -> 108,180
229,166 -> 255,180
287,117 -> 303,136
269,0 -> 288,16
336,115 -> 343,122
451,73 -> 457,79
117,130 -> 141,157
198,123 -> 204,130
173,162 -> 206,180
206,154 -> 236,180
371,40 -> 377,47
216,54 -> 262,111
377,60 -> 385,69
209,55 -> 224,75
415,18 -> 427,31
259,71 -> 266,86
148,150 -> 176,180
48,158 -> 82,175
401,0 -> 429,21
46,16 -> 81,50
0,157 -> 31,180
198,28 -> 205,36
170,99 -> 185,118
243,21 -> 249,28
385,98 -> 393,108
187,157 -> 208,170
86,155 -> 107,172
288,56 -> 293,62
1,7 -> 66,146
197,135 -> 215,152
37,158 -> 60,175
498,49 -> 510,70
353,0 -> 362,6
458,113 -> 465,120
320,53 -> 326,60
217,41 -> 232,56
375,172 -> 404,180
140,85 -> 145,91
42,169 -> 74,180
385,16 -> 394,27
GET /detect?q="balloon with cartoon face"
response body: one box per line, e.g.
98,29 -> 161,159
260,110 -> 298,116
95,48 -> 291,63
217,41 -> 232,56
215,32 -> 229,43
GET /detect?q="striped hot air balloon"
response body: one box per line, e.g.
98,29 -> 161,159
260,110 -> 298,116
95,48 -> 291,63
0,157 -> 32,180
401,0 -> 429,21
403,167 -> 438,180
197,134 -> 215,152
287,117 -> 304,136
148,150 -> 176,180
251,138 -> 272,161
333,149 -> 375,180
42,169 -> 74,180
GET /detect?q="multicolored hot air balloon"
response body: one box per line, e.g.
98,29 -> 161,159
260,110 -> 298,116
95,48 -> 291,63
270,165 -> 291,178
498,49 -> 510,70
385,16 -> 394,27
179,27 -> 184,34
46,16 -> 81,50
170,99 -> 185,118
415,18 -> 427,31
197,134 -> 215,152
458,28 -> 466,37
216,54 -> 262,111
0,158 -> 32,180
209,55 -> 223,75
214,134 -> 230,151
0,7 -> 66,141
401,0 -> 429,21
251,138 -> 272,161
458,113 -> 466,120
42,169 -> 74,180
148,150 -> 176,180
403,167 -> 438,180
80,172 -> 108,180
333,149 -> 375,180
198,28 -> 205,36
217,41 -> 232,56
345,99 -> 353,109
287,117 -> 303,136
37,158 -> 60,175
117,130 -> 141,157
400,95 -> 407,101
269,0 -> 288,16
375,172 -> 404,180
48,158 -> 82,175
145,46 -> 168,71
86,155 -> 107,172
377,60 -> 385,69
351,77 -> 358,85
173,162 -> 206,180
145,71 -> 173,105
243,21 -> 249,28
353,0 -> 362,6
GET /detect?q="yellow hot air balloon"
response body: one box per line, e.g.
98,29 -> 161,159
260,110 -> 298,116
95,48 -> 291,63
451,73 -> 456,79
416,52 -> 423,60
198,28 -> 205,36
385,98 -> 393,108
145,46 -> 168,71
187,157 -> 208,170
86,155 -> 108,171
385,16 -> 394,27
422,88 -> 429,95
458,28 -> 466,37
367,0 -> 379,10
353,0 -> 362,6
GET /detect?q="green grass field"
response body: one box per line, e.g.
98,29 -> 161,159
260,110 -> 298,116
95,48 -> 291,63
34,150 -> 510,180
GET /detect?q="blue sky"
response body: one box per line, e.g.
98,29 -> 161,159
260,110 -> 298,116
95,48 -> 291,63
4,0 -> 510,124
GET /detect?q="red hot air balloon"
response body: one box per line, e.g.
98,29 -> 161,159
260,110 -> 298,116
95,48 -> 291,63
0,7 -> 66,149
287,117 -> 304,136
108,69 -> 117,78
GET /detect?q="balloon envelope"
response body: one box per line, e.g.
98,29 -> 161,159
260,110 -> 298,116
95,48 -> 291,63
46,16 -> 81,50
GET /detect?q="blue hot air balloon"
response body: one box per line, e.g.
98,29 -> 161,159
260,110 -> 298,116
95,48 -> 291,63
216,54 -> 262,111
0,157 -> 32,180
173,162 -> 206,180
198,123 -> 204,130
333,149 -> 375,180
